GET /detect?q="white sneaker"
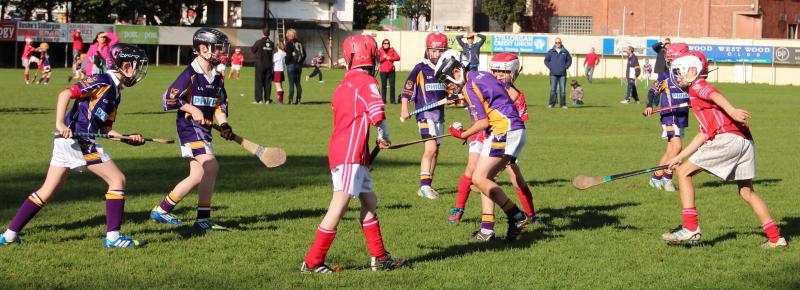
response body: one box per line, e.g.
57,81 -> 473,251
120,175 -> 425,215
417,186 -> 439,199
661,225 -> 701,243
547,105 -> 554,108
561,106 -> 568,109
620,100 -> 629,104
635,101 -> 641,104
649,178 -> 663,189
762,237 -> 788,248
251,101 -> 262,104
662,179 -> 676,192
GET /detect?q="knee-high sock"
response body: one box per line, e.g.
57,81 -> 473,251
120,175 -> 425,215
516,185 -> 535,216
157,192 -> 182,212
481,214 -> 495,234
455,175 -> 472,209
105,190 -> 125,232
762,220 -> 782,243
682,207 -> 698,231
304,226 -> 337,268
501,199 -> 524,221
361,216 -> 386,260
8,193 -> 46,233
420,172 -> 432,187
197,202 -> 211,220
277,89 -> 284,103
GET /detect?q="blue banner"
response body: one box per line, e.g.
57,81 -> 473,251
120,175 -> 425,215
492,35 -> 547,53
688,44 -> 773,63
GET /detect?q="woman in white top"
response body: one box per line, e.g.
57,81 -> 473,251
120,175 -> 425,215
273,42 -> 287,104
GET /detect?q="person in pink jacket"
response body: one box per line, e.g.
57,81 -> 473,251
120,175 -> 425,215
84,32 -> 119,75
378,39 -> 400,104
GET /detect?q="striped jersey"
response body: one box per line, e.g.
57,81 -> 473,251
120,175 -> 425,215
688,78 -> 752,142
65,73 -> 123,137
329,69 -> 386,169
400,61 -> 447,122
463,71 -> 525,136
650,71 -> 689,127
162,59 -> 229,143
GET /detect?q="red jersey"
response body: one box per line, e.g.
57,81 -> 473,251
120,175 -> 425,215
514,88 -> 529,122
219,54 -> 228,65
22,43 -> 36,59
688,78 -> 752,142
230,53 -> 244,66
328,69 -> 386,169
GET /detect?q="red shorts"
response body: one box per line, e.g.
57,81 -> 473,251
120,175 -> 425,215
273,71 -> 284,82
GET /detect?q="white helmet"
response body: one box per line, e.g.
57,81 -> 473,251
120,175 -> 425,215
670,51 -> 708,85
434,49 -> 465,84
490,53 -> 522,83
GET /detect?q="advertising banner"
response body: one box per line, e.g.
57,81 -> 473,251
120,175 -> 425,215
688,44 -> 772,63
492,35 -> 546,53
446,34 -> 492,52
17,21 -> 68,42
0,21 -> 17,41
773,46 -> 800,65
116,25 -> 159,44
603,38 -> 657,56
68,24 -> 115,43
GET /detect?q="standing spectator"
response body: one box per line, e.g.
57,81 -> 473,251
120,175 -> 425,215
651,37 -> 671,75
251,28 -> 274,104
455,33 -> 486,71
273,42 -> 287,104
621,46 -> 641,104
84,32 -> 119,76
378,39 -> 400,104
284,29 -> 306,105
583,47 -> 599,84
305,51 -> 325,83
544,37 -> 572,109
71,30 -> 83,67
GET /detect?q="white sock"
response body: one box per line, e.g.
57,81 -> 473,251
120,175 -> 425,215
106,231 -> 120,241
480,228 -> 494,235
3,229 -> 18,241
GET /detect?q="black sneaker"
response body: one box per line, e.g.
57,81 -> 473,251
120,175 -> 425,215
300,262 -> 336,274
469,230 -> 495,242
504,217 -> 527,242
370,252 -> 406,271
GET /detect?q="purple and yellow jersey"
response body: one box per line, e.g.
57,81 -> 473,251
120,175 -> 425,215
462,71 -> 525,136
400,62 -> 447,122
65,73 -> 122,138
162,59 -> 229,144
650,71 -> 689,127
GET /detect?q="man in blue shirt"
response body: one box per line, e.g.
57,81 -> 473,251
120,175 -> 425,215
544,37 -> 572,109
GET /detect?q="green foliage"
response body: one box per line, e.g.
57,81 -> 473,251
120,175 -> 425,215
398,0 -> 430,31
482,0 -> 526,31
354,0 -> 392,29
366,23 -> 385,31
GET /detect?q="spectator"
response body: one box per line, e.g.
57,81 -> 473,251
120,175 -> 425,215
284,29 -> 306,105
84,32 -> 118,75
620,46 -> 641,104
651,37 -> 671,74
71,30 -> 83,67
455,32 -> 486,71
570,80 -> 584,105
273,42 -> 287,104
544,37 -> 572,109
378,39 -> 400,104
251,28 -> 274,104
583,47 -> 599,84
305,51 -> 325,83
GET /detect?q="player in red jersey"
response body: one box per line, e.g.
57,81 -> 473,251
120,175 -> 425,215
661,51 -> 786,248
301,35 -> 406,274
228,47 -> 244,79
21,36 -> 40,84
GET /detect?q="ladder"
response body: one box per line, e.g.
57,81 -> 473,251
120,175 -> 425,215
276,18 -> 286,43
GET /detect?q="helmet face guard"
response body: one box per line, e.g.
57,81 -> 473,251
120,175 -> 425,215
343,35 -> 379,77
193,28 -> 231,66
490,53 -> 522,84
108,43 -> 149,87
670,53 -> 706,90
434,50 -> 464,85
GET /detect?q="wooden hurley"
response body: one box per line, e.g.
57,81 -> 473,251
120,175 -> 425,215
211,123 -> 286,168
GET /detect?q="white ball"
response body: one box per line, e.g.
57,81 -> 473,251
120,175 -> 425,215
452,121 -> 463,130
240,94 -> 245,96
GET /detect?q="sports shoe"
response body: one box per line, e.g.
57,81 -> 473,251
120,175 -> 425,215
469,230 -> 495,241
561,106 -> 568,109
251,101 -> 262,104
300,262 -> 336,274
273,101 -> 283,105
525,215 -> 544,227
761,237 -> 788,249
370,252 -> 406,271
103,235 -> 145,248
418,186 -> 439,199
305,76 -> 310,81
660,225 -> 702,243
150,206 -> 183,225
26,80 -> 30,84
662,179 -> 676,192
620,100 -> 629,104
504,217 -> 527,242
547,105 -> 554,108
0,235 -> 25,245
448,208 -> 464,223
192,220 -> 228,231
649,178 -> 663,190
319,81 -> 325,84
635,101 -> 640,104
67,76 -> 73,82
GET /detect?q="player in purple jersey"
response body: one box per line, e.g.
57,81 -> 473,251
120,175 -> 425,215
151,28 -> 234,231
435,50 -> 529,242
398,32 -> 453,199
36,43 -> 53,85
1,44 -> 149,248
643,43 -> 690,192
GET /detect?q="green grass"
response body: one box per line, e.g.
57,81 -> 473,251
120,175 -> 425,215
1,67 -> 799,289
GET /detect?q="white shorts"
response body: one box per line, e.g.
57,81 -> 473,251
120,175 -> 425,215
469,140 -> 483,154
661,124 -> 686,140
216,64 -> 226,72
331,164 -> 373,198
417,119 -> 444,145
180,140 -> 214,158
689,133 -> 756,180
481,129 -> 526,158
231,65 -> 241,71
22,58 -> 31,68
50,138 -> 111,170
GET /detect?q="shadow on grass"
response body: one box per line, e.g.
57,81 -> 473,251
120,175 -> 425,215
296,101 -> 331,105
569,105 -> 611,109
664,231 -> 758,248
699,178 -> 782,188
779,217 -> 800,239
210,203 -> 412,231
0,107 -> 53,114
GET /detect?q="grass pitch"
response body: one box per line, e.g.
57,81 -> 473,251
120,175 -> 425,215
1,66 -> 799,289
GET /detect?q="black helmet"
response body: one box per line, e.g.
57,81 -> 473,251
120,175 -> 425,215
108,43 -> 148,87
192,28 -> 230,66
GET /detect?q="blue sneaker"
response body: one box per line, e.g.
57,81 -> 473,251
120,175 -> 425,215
417,186 -> 439,199
448,208 -> 464,223
273,101 -> 283,105
104,235 -> 145,248
193,220 -> 228,231
649,178 -> 663,190
150,206 -> 183,225
0,235 -> 25,245
525,215 -> 545,227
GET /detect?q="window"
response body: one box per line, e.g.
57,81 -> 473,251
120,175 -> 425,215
549,16 -> 593,35
789,23 -> 798,39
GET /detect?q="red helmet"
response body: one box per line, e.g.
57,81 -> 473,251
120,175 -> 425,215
25,36 -> 34,42
343,35 -> 379,72
490,53 -> 522,83
426,32 -> 447,49
666,42 -> 689,60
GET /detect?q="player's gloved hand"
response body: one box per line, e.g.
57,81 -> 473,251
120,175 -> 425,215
121,133 -> 145,146
449,126 -> 467,141
219,123 -> 234,141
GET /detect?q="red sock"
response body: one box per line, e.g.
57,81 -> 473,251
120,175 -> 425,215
682,207 -> 698,231
25,73 -> 29,81
762,220 -> 782,243
516,186 -> 535,216
304,226 -> 337,268
361,216 -> 386,260
277,90 -> 284,103
455,175 -> 472,209
236,72 -> 240,79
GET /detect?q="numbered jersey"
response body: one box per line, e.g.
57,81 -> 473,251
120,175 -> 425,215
65,73 -> 123,137
400,61 -> 447,123
162,59 -> 229,143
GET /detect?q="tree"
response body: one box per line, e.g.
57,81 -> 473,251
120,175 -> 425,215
398,0 -> 429,31
482,0 -> 526,32
354,0 -> 391,30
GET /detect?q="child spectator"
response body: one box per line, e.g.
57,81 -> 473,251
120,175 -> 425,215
570,80 -> 584,105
